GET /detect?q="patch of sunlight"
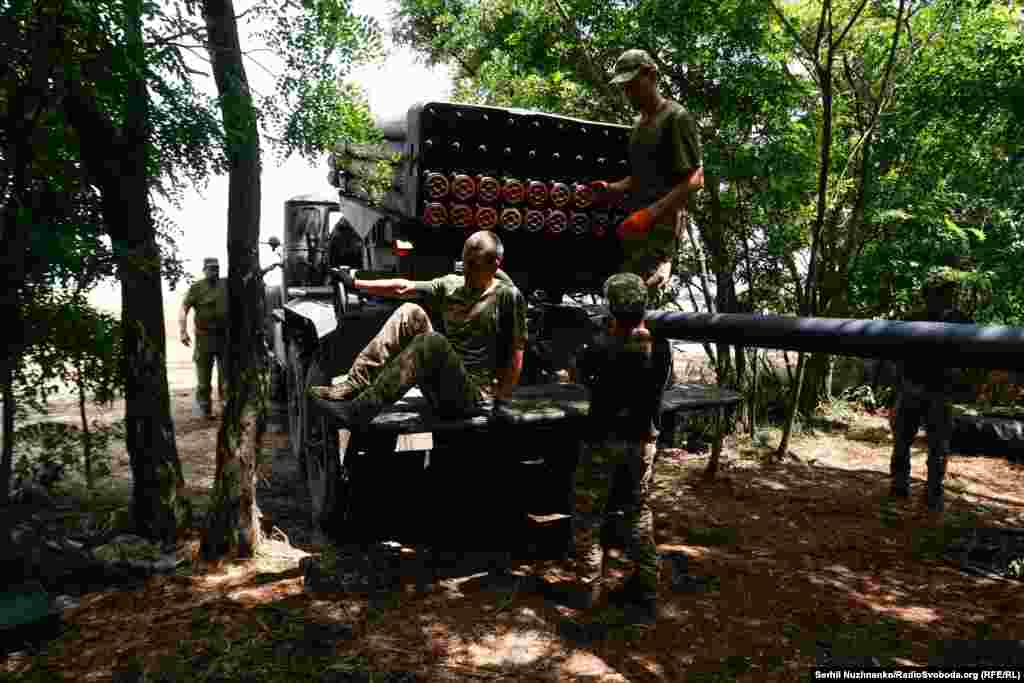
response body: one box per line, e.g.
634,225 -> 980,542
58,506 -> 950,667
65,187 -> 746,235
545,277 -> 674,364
560,650 -> 629,680
226,577 -> 304,603
461,630 -> 556,667
628,653 -> 667,677
195,561 -> 255,587
869,604 -> 941,624
893,657 -> 924,667
658,543 -> 707,559
496,605 -> 549,628
824,563 -> 856,578
752,477 -> 790,491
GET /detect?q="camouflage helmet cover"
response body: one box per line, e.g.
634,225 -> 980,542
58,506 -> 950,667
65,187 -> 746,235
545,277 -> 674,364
604,272 -> 648,316
609,49 -> 658,84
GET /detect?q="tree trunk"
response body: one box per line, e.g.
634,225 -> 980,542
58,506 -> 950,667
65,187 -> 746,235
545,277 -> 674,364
58,0 -> 189,543
799,352 -> 832,417
200,0 -> 265,560
1,365 -> 13,505
77,359 -> 93,491
114,231 -> 187,543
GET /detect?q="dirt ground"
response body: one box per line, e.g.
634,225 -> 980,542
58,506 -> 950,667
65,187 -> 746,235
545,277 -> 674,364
4,354 -> 1024,682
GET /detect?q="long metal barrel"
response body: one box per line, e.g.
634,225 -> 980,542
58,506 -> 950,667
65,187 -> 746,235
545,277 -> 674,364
644,311 -> 1024,370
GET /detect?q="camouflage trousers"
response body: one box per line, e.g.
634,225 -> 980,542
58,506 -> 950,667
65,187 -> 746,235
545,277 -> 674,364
621,219 -> 677,304
890,383 -> 952,511
193,332 -> 227,411
573,439 -> 659,600
345,303 -> 483,420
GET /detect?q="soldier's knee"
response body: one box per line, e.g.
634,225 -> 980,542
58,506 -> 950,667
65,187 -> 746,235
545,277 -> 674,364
416,330 -> 451,354
397,302 -> 431,327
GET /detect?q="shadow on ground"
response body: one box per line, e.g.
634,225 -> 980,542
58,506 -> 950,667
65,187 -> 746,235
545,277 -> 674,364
5,419 -> 1024,682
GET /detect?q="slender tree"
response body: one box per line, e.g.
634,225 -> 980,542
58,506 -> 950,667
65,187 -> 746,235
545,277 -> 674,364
199,0 -> 265,558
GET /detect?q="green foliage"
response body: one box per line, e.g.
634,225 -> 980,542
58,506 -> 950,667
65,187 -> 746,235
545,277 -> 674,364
247,0 -> 385,160
12,419 -> 125,490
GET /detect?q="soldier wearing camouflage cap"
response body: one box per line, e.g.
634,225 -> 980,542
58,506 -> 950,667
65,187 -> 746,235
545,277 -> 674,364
590,49 -> 704,303
179,257 -> 228,418
889,269 -> 972,512
571,272 -> 673,623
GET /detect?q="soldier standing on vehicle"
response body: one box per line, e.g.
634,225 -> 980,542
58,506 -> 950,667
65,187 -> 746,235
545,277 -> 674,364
179,257 -> 228,419
306,230 -> 528,427
889,271 -> 972,512
571,272 -> 672,624
591,49 -> 704,303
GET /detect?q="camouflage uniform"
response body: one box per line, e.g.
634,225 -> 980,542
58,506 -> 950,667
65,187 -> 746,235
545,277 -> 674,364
330,273 -> 528,424
890,274 -> 970,512
183,265 -> 228,414
573,273 -> 672,609
612,50 -> 703,302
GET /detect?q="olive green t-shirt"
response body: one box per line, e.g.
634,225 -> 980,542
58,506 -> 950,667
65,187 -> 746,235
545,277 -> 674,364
416,274 -> 528,398
184,278 -> 228,334
622,100 -> 702,273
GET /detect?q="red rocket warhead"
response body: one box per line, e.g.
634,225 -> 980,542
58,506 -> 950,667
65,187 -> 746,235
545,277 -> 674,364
591,211 -> 610,237
425,172 -> 450,200
423,202 -> 448,227
450,204 -> 475,229
476,176 -> 501,204
572,182 -> 594,209
549,182 -> 571,208
502,178 -> 525,204
451,174 -> 476,202
546,209 -> 568,235
500,208 -> 523,232
527,181 -> 549,208
475,206 -> 499,231
569,211 -> 590,235
525,209 -> 545,233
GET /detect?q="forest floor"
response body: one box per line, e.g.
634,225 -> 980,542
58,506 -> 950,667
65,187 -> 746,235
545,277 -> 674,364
3,360 -> 1024,682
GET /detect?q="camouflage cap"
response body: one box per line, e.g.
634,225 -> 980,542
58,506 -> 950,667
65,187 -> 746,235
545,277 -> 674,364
604,272 -> 648,316
609,49 -> 658,84
203,257 -> 220,268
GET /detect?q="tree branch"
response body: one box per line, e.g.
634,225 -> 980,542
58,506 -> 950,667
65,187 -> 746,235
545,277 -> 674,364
769,2 -> 816,64
547,0 -> 621,105
835,0 -> 871,50
813,0 -> 830,57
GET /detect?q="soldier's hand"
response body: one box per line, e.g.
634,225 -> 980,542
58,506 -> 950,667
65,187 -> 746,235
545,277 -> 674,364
617,208 -> 655,239
589,180 -> 622,207
180,331 -> 191,347
332,266 -> 356,293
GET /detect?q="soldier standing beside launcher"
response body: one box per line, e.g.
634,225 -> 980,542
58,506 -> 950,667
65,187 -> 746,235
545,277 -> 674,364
572,273 -> 673,623
889,272 -> 972,512
306,230 -> 528,427
180,257 -> 228,418
591,49 -> 704,302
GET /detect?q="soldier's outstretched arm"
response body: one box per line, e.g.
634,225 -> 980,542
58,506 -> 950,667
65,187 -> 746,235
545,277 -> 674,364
351,277 -> 420,299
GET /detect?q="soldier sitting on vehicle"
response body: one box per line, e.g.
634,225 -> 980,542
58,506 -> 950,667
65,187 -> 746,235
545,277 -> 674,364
307,230 -> 528,427
570,272 -> 673,624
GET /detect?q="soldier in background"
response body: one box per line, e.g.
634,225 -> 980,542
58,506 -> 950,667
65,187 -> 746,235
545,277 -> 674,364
591,49 -> 704,304
572,273 -> 673,624
179,257 -> 228,418
889,272 -> 972,512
